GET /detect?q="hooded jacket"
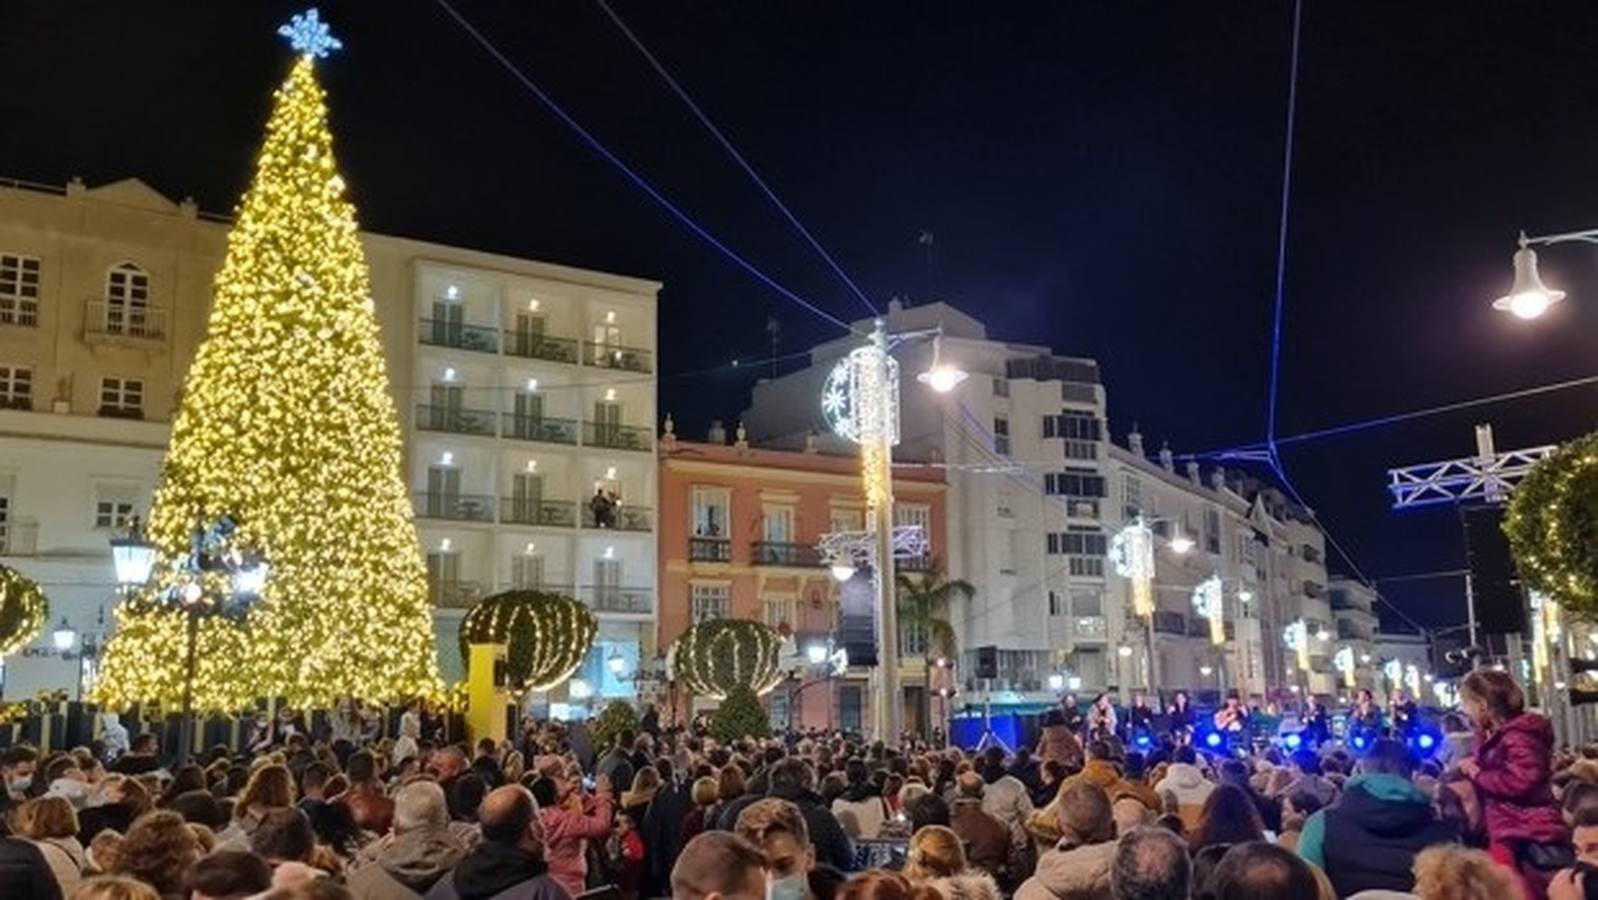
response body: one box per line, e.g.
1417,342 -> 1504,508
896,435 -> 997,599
1469,712 -> 1566,846
347,825 -> 468,899
930,872 -> 1003,900
423,841 -> 567,900
1153,763 -> 1214,832
1298,773 -> 1457,897
1014,837 -> 1117,900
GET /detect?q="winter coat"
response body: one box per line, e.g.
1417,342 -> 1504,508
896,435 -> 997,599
0,837 -> 61,900
770,784 -> 856,873
642,779 -> 693,896
341,783 -> 397,835
1153,763 -> 1215,833
1037,727 -> 1083,770
832,787 -> 891,839
928,872 -> 1003,900
1062,761 -> 1160,811
538,793 -> 613,898
1297,773 -> 1458,897
980,773 -> 1035,850
424,841 -> 570,900
1469,713 -> 1566,847
1014,837 -> 1117,900
949,799 -> 1011,881
29,837 -> 85,897
595,749 -> 634,796
347,825 -> 468,899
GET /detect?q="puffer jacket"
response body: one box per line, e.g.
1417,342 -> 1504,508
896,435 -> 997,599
1153,763 -> 1214,833
1469,713 -> 1566,846
29,837 -> 85,898
1014,838 -> 1116,900
929,872 -> 1003,900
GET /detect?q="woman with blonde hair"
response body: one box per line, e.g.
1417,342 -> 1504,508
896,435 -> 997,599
14,795 -> 87,895
67,875 -> 159,900
905,825 -> 1002,900
621,765 -> 660,820
1413,844 -> 1524,900
220,763 -> 296,849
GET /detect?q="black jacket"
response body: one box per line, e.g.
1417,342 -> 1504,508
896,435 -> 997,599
0,837 -> 61,900
770,784 -> 855,873
1315,775 -> 1458,897
642,779 -> 693,895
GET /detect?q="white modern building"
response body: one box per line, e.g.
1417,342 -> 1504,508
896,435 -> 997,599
0,176 -> 660,699
1329,577 -> 1382,694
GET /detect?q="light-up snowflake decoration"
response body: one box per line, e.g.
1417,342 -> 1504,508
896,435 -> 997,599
1109,518 -> 1156,618
1282,619 -> 1307,652
279,8 -> 343,58
821,345 -> 899,446
1190,574 -> 1224,645
1383,657 -> 1403,687
1334,645 -> 1355,687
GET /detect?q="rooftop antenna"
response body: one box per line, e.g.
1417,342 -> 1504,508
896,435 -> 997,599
918,229 -> 936,302
765,316 -> 781,378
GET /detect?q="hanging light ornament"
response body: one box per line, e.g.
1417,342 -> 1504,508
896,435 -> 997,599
1283,619 -> 1310,672
1190,573 -> 1225,646
1110,518 -> 1156,618
1333,646 -> 1356,689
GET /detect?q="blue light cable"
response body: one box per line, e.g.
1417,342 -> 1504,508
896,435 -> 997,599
593,0 -> 879,317
433,0 -> 861,335
1264,0 -> 1304,446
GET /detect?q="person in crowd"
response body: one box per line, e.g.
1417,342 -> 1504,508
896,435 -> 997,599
1276,790 -> 1322,853
111,810 -> 200,897
1301,696 -> 1330,747
836,870 -> 941,900
1066,741 -> 1159,812
336,750 -> 394,835
1214,693 -> 1249,737
621,766 -> 660,822
597,730 -> 637,795
98,715 -> 130,763
1089,695 -> 1119,743
1440,713 -> 1477,769
1283,749 -> 1337,807
3,744 -> 41,803
425,784 -> 566,900
1015,781 -> 1118,900
327,698 -> 363,747
671,831 -> 769,900
1110,826 -> 1191,900
1413,844 -> 1525,900
298,762 -> 334,814
1060,695 -> 1086,737
529,773 -> 613,897
1571,806 -> 1598,866
1296,737 -> 1456,895
833,759 -> 890,840
1168,691 -> 1196,745
1036,709 -> 1084,772
1349,689 -> 1385,737
1189,785 -> 1264,852
68,875 -> 157,900
247,711 -> 277,756
949,771 -> 1011,886
14,795 -> 87,896
1011,748 -> 1043,798
183,849 -> 274,900
978,747 -> 1034,857
681,776 -> 720,844
1126,693 -> 1156,744
903,824 -> 1001,900
251,808 -> 327,891
1153,745 -> 1213,833
109,735 -> 161,778
722,758 -> 854,873
0,817 -> 63,900
1391,689 -> 1420,736
735,798 -> 847,900
1216,760 -> 1279,833
1204,842 -> 1318,900
1459,668 -> 1567,896
1032,761 -> 1068,809
642,756 -> 695,898
222,763 -> 297,850
346,780 -> 466,900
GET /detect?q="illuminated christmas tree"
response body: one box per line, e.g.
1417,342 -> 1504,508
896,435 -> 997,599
95,10 -> 441,711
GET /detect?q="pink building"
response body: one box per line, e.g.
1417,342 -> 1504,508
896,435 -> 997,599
659,425 -> 951,734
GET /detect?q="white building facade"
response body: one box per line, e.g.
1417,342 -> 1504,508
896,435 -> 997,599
0,176 -> 660,699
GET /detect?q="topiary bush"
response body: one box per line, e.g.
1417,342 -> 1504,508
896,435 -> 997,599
457,590 -> 597,692
1505,432 -> 1598,615
670,618 -> 783,700
0,565 -> 47,656
592,699 -> 640,751
711,684 -> 770,744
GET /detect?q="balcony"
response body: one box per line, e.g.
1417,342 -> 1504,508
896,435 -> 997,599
85,300 -> 167,344
504,332 -> 579,365
689,537 -> 732,562
584,341 -> 653,373
898,554 -> 934,573
501,414 -> 578,445
1303,580 -> 1325,599
413,492 -> 495,523
584,421 -> 651,452
500,498 -> 577,528
582,504 -> 653,532
0,395 -> 32,411
582,585 -> 652,615
1153,611 -> 1187,635
415,404 -> 497,437
0,518 -> 39,556
419,318 -> 499,354
97,405 -> 144,420
751,541 -> 822,567
429,579 -> 485,609
1073,615 -> 1108,640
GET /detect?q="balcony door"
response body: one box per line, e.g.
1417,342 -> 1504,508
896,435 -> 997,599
429,381 -> 464,431
432,300 -> 463,345
593,558 -> 622,608
762,507 -> 793,544
426,550 -> 460,601
593,322 -> 621,355
593,399 -> 621,445
511,553 -> 544,590
106,263 -> 150,335
511,471 -> 544,523
513,390 -> 544,438
427,465 -> 460,517
513,312 -> 545,356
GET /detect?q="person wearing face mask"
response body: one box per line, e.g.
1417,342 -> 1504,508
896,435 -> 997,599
734,799 -> 845,900
247,710 -> 276,755
1,744 -> 39,803
671,831 -> 769,900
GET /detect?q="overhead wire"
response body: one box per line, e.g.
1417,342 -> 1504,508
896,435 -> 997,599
432,0 -> 861,335
592,0 -> 879,317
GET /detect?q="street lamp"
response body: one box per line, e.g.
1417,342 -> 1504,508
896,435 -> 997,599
607,651 -> 628,676
1493,233 -> 1566,320
915,333 -> 969,393
806,644 -> 828,665
1168,533 -> 1195,555
51,618 -> 76,652
110,523 -> 157,588
1047,673 -> 1065,691
1199,665 -> 1214,677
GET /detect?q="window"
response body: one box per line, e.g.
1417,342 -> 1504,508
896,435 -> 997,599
0,494 -> 9,552
762,596 -> 796,630
0,255 -> 40,327
1122,474 -> 1142,520
104,263 -> 151,336
1068,556 -> 1105,577
1064,439 -> 1097,460
95,500 -> 135,529
98,377 -> 143,417
761,506 -> 794,543
830,507 -> 864,532
690,487 -> 730,538
1048,591 -> 1065,616
1046,529 -> 1107,556
992,377 -> 1009,397
1072,591 -> 1103,616
511,553 -> 545,589
691,583 -> 730,622
993,418 -> 1010,455
1204,508 -> 1222,554
1044,468 -> 1106,498
894,503 -> 932,564
1044,411 -> 1103,442
0,366 -> 31,410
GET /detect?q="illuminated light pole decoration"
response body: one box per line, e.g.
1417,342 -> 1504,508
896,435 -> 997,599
1283,619 -> 1310,693
1333,646 -> 1356,690
1111,517 -> 1159,690
1191,574 -> 1225,646
1405,663 -> 1422,699
1383,658 -> 1404,695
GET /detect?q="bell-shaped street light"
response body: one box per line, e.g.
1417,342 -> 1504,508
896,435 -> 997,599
1493,233 -> 1566,320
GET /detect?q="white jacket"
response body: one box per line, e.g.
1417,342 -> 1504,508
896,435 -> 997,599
1154,763 -> 1215,819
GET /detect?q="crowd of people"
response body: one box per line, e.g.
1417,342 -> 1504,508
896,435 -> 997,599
0,668 -> 1592,900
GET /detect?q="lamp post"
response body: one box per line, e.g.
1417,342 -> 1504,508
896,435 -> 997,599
1110,516 -> 1194,697
109,516 -> 267,765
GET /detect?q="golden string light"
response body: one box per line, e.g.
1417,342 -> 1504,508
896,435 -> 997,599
670,619 -> 783,700
457,590 -> 597,692
0,566 -> 48,657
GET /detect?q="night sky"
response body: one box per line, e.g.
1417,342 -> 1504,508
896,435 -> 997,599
7,1 -> 1598,632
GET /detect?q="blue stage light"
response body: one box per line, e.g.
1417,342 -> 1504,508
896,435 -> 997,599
1284,732 -> 1302,750
1134,733 -> 1152,751
1351,733 -> 1369,750
1205,732 -> 1223,749
1416,733 -> 1437,752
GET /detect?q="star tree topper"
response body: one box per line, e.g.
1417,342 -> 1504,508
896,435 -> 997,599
278,8 -> 343,58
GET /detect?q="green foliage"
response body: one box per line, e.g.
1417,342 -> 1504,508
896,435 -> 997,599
0,566 -> 48,657
896,561 -> 973,659
1505,433 -> 1598,615
592,700 -> 640,751
458,590 -> 597,691
672,618 -> 783,699
711,684 -> 770,744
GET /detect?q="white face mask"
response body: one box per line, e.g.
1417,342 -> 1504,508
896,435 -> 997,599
767,873 -> 806,900
8,775 -> 32,793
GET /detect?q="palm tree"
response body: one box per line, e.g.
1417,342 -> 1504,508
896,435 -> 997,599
896,561 -> 973,740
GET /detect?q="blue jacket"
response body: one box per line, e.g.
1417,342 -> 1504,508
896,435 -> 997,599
1299,774 -> 1456,896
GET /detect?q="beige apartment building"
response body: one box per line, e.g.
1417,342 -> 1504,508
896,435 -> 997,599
0,176 -> 660,702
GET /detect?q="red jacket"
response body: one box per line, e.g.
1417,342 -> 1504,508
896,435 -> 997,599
1471,712 -> 1566,845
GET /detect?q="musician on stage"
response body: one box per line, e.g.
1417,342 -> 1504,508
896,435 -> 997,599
1213,692 -> 1249,735
1127,692 -> 1156,741
1088,693 -> 1119,742
1301,694 -> 1330,746
1349,688 -> 1384,735
1389,688 -> 1419,736
1168,690 -> 1196,744
1060,693 -> 1086,736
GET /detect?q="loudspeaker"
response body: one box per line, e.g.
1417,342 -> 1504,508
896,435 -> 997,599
1462,505 -> 1524,634
975,645 -> 998,680
838,568 -> 878,667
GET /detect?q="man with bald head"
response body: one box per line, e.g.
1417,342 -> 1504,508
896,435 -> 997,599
424,784 -> 566,900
